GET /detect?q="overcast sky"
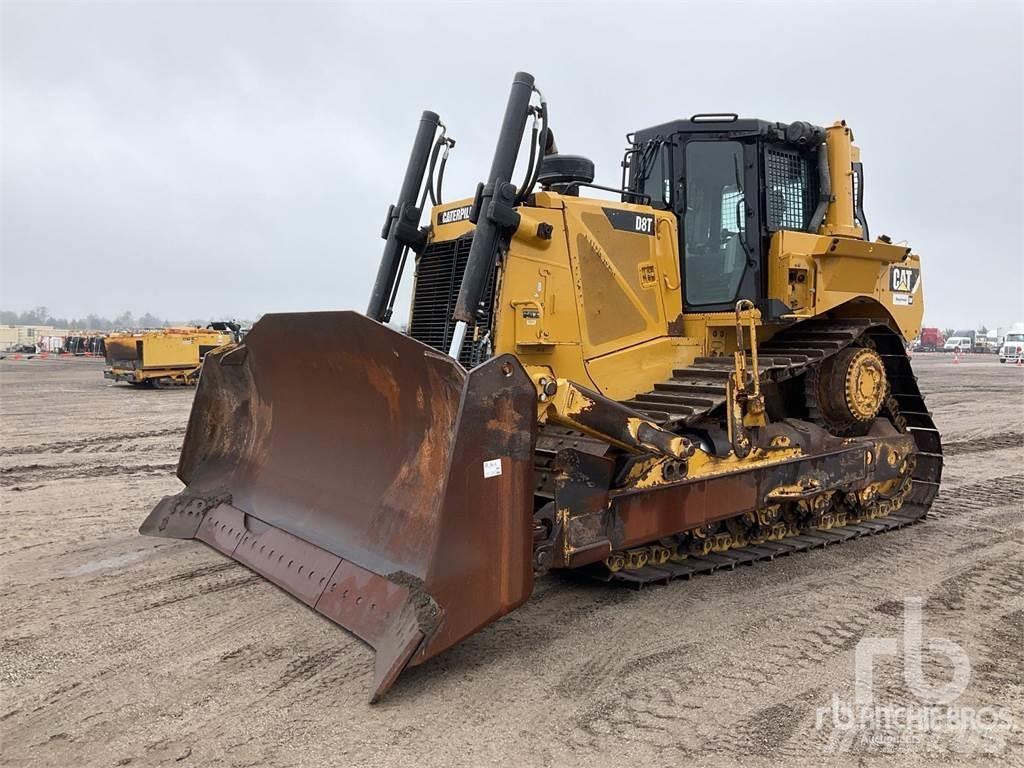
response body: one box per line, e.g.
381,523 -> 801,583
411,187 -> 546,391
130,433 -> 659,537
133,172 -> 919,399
1,1 -> 1022,330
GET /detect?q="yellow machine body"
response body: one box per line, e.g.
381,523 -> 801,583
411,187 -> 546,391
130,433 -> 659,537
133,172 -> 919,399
104,327 -> 233,385
427,123 -> 923,404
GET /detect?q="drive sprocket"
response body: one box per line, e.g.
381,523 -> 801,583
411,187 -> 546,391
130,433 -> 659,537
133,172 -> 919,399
807,345 -> 888,436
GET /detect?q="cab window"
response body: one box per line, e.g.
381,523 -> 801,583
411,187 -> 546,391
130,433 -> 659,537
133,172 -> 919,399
636,140 -> 672,208
683,141 -> 747,307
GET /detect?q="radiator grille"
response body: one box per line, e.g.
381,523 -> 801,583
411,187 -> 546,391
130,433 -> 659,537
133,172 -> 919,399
408,235 -> 497,368
765,147 -> 817,231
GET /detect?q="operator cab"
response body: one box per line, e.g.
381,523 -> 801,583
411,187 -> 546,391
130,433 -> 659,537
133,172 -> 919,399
626,115 -> 866,317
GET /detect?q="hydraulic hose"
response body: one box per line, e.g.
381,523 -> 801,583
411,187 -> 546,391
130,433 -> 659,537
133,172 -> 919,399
515,112 -> 539,206
517,91 -> 549,204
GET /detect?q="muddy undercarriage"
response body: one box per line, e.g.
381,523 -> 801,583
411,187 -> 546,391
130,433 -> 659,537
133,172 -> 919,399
532,318 -> 943,585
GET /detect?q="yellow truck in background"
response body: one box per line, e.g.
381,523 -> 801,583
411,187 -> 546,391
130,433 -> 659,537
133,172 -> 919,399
104,322 -> 241,386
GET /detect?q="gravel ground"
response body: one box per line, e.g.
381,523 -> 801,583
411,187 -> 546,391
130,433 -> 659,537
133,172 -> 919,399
1,353 -> 1021,767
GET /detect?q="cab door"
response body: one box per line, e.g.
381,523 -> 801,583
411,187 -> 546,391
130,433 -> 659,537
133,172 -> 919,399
674,138 -> 762,313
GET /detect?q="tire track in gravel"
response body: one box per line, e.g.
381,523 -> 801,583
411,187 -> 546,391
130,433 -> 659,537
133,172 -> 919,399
941,431 -> 1022,456
0,461 -> 177,486
129,640 -> 368,762
261,646 -> 348,697
721,697 -> 823,759
743,546 -> 1020,757
972,606 -> 1024,736
565,510 -> 1022,757
5,613 -> 276,741
138,573 -> 264,611
931,385 -> 1019,395
100,561 -> 237,600
569,586 -> 880,748
927,474 -> 1024,519
417,499 -> 1015,745
564,475 -> 1023,696
3,560 -> 252,630
637,611 -> 878,749
843,567 -> 1024,757
930,558 -> 1024,615
556,472 -> 1016,713
0,428 -> 185,457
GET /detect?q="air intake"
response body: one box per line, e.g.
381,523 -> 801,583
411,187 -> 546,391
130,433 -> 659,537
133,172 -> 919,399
408,235 -> 497,368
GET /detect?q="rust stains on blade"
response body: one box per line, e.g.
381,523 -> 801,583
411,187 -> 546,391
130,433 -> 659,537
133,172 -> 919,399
182,311 -> 467,579
412,355 -> 538,662
141,312 -> 537,701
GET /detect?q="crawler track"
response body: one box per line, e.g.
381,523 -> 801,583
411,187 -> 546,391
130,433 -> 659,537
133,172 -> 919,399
763,317 -> 944,517
544,318 -> 945,587
603,508 -> 928,586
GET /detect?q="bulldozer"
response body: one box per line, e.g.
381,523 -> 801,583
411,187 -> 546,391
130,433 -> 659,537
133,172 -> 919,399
141,72 -> 942,701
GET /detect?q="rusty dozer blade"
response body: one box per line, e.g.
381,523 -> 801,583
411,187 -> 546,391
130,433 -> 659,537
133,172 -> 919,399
141,311 -> 537,701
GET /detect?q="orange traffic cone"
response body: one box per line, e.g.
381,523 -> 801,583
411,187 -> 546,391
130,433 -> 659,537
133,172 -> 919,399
953,351 -> 959,364
1017,356 -> 1022,367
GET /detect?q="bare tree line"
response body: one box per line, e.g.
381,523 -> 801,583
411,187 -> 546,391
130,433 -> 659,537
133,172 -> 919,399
1,306 -> 249,331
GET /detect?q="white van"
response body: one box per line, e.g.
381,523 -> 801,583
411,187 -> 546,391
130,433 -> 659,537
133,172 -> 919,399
943,336 -> 972,353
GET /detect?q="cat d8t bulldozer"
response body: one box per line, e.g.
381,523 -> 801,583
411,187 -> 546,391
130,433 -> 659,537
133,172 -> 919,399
142,72 -> 942,701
